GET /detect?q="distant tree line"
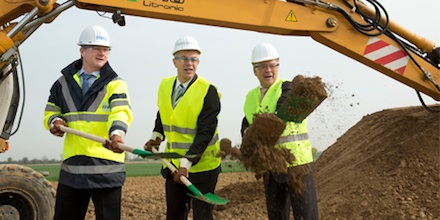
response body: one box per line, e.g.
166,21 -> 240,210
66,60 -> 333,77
0,156 -> 61,164
0,154 -> 149,164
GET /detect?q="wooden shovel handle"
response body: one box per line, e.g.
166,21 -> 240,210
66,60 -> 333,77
59,125 -> 135,153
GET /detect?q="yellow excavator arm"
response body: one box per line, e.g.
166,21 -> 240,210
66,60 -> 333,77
0,0 -> 439,146
77,0 -> 440,100
1,0 -> 439,100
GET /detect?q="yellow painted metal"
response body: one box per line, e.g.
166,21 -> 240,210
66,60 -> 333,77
74,0 -> 439,100
1,0 -> 439,100
0,138 -> 8,153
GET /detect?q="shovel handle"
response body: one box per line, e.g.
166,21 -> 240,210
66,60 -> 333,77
59,126 -> 207,199
151,148 -> 194,189
58,125 -> 135,153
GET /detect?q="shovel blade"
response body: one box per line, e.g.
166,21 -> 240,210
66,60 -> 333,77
187,192 -> 229,205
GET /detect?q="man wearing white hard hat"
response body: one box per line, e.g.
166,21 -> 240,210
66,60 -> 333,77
44,25 -> 133,220
241,43 -> 318,220
144,36 -> 221,219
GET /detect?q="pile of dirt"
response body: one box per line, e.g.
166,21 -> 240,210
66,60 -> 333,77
76,104 -> 438,220
216,104 -> 440,219
315,104 -> 440,219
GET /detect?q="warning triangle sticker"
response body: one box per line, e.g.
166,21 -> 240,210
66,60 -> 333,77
285,10 -> 298,22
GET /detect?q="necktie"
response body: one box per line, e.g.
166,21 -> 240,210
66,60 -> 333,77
174,84 -> 185,107
81,74 -> 95,95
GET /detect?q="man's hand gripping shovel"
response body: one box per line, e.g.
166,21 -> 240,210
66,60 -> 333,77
58,125 -> 229,205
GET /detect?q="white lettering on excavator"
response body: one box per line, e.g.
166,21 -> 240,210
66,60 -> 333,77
143,1 -> 184,11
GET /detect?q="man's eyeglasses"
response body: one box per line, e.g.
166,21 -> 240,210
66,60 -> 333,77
174,56 -> 199,63
254,63 -> 279,71
83,46 -> 111,53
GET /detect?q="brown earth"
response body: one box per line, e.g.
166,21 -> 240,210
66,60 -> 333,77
64,104 -> 439,219
239,113 -> 293,178
226,75 -> 327,184
315,104 -> 440,219
277,75 -> 327,123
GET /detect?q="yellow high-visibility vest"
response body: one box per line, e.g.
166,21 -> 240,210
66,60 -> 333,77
158,76 -> 221,172
44,75 -> 133,163
244,79 -> 313,166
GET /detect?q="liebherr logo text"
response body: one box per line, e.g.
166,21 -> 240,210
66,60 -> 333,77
144,1 -> 184,11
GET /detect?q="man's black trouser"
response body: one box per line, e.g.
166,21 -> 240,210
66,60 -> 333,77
263,164 -> 318,220
164,166 -> 220,220
54,183 -> 122,220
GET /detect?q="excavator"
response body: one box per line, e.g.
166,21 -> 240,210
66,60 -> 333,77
0,0 -> 439,219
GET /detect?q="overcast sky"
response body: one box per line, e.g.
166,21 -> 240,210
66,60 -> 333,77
1,0 -> 438,161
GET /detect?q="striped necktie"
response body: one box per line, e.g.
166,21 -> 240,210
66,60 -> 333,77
81,73 -> 95,95
174,84 -> 185,107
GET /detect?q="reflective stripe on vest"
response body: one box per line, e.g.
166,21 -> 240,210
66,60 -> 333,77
163,124 -> 197,135
59,76 -> 106,112
47,75 -> 131,163
167,133 -> 219,149
158,76 -> 221,173
276,133 -> 309,144
244,79 -> 313,166
45,104 -> 59,112
58,156 -> 126,189
61,163 -> 125,174
63,114 -> 108,122
279,121 -> 313,166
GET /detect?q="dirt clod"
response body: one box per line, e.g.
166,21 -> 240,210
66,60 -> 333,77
239,113 -> 293,176
278,75 -> 327,122
219,138 -> 241,160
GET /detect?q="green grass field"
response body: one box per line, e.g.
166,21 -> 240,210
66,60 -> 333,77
29,160 -> 246,182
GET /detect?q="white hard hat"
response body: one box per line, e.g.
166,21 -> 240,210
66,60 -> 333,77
172,36 -> 201,55
251,43 -> 279,63
77,25 -> 111,47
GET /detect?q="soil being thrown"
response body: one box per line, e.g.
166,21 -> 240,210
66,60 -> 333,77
232,75 -> 328,175
239,113 -> 293,177
278,75 -> 327,122
222,75 -> 328,186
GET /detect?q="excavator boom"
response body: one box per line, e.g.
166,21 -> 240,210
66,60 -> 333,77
75,0 -> 439,100
1,0 -> 439,102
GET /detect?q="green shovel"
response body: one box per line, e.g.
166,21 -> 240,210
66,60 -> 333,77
59,125 -> 229,205
151,148 -> 229,205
